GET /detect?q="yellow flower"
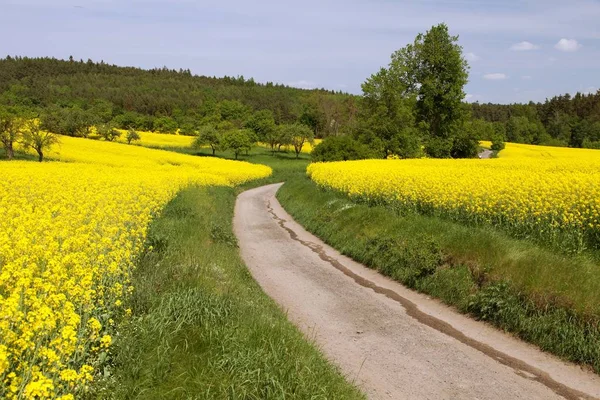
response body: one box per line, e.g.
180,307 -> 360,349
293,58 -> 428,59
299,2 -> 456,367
0,134 -> 271,397
99,335 -> 112,349
308,142 -> 600,251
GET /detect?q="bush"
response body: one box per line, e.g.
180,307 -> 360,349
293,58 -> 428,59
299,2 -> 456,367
490,140 -> 505,151
425,137 -> 453,158
312,136 -> 377,162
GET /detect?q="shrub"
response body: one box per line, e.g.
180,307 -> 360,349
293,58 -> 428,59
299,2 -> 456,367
312,136 -> 377,162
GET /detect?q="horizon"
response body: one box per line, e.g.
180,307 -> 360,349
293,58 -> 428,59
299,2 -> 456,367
1,0 -> 598,104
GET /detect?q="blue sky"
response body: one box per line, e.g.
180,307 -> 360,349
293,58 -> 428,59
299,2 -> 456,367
1,0 -> 598,104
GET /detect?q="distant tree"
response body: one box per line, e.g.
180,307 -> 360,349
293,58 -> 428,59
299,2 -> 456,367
153,116 -> 178,133
220,129 -> 253,160
490,137 -> 505,151
21,120 -> 59,162
245,110 -> 276,142
506,116 -> 548,144
218,100 -> 250,126
312,136 -> 377,162
126,128 -> 140,144
97,123 -> 121,141
287,123 -> 314,158
193,125 -> 221,155
299,101 -> 326,137
0,109 -> 23,160
450,129 -> 479,158
275,124 -> 293,152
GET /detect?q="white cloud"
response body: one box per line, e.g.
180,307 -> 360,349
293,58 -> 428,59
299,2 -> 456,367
521,75 -> 532,80
484,73 -> 508,80
464,52 -> 480,62
286,80 -> 316,89
510,41 -> 539,51
555,38 -> 582,52
465,93 -> 483,103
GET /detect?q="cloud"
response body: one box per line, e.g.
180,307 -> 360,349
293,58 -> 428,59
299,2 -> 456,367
484,73 -> 508,80
464,52 -> 480,62
465,93 -> 483,103
521,75 -> 532,80
286,80 -> 316,89
510,41 -> 540,51
555,38 -> 582,52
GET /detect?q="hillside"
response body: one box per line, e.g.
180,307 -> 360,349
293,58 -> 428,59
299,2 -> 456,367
0,56 -> 358,136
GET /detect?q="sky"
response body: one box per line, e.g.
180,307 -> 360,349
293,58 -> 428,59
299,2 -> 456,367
0,0 -> 598,104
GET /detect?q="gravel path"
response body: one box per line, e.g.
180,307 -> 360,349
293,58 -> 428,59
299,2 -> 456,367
479,149 -> 494,159
234,183 -> 600,400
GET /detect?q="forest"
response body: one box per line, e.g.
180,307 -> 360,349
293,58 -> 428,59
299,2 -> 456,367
1,52 -> 600,159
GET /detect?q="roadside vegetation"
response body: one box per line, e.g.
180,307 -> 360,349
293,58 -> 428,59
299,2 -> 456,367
101,183 -> 362,399
277,176 -> 600,374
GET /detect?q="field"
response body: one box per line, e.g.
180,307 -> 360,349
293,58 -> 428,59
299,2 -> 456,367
0,137 -> 271,398
113,130 -> 195,148
308,142 -> 600,253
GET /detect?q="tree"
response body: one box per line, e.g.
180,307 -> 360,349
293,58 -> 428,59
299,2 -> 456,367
275,124 -> 293,152
358,65 -> 421,158
153,116 -> 178,133
284,123 -> 314,158
245,110 -> 276,142
97,123 -> 121,141
312,136 -> 377,162
39,106 -> 96,137
0,109 -> 23,160
387,23 -> 470,157
126,128 -> 140,144
220,129 -> 253,160
21,120 -> 59,162
193,125 -> 221,155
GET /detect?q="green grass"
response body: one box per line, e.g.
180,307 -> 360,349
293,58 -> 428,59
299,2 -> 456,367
98,184 -> 363,399
172,145 -> 311,185
277,177 -> 600,374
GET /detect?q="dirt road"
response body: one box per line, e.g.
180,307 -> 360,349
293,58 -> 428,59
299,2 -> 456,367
234,183 -> 600,400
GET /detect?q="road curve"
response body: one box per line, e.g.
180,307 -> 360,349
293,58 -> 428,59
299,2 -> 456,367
234,183 -> 600,400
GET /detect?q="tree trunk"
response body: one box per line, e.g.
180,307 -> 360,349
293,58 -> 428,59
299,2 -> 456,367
212,147 -> 216,156
37,149 -> 43,162
6,143 -> 14,160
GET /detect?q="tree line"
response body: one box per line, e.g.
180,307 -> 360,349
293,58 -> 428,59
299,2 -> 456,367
0,56 -> 357,138
471,93 -> 600,148
2,35 -> 599,163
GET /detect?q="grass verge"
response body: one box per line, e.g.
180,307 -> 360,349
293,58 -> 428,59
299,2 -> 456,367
277,177 -> 600,374
97,183 -> 363,398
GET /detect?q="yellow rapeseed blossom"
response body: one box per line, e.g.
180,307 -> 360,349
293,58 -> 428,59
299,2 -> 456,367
307,142 -> 600,251
0,135 -> 271,398
114,129 -> 195,148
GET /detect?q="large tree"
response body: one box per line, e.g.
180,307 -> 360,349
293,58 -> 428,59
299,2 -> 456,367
358,23 -> 472,158
358,66 -> 420,158
401,24 -> 469,157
